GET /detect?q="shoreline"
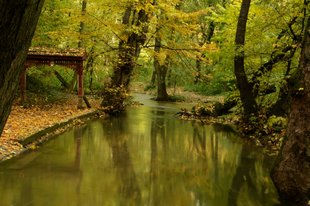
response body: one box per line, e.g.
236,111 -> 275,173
0,109 -> 101,164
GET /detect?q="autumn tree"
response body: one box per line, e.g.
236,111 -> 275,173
101,0 -> 157,108
234,0 -> 258,121
270,14 -> 310,206
153,10 -> 170,101
149,0 -> 209,101
0,1 -> 45,136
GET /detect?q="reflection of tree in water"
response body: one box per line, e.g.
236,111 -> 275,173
227,142 -> 257,206
5,126 -> 86,206
103,116 -> 141,206
212,123 -> 238,184
226,138 -> 280,206
149,109 -> 159,205
191,121 -> 207,160
74,126 -> 85,206
148,108 -> 171,205
17,178 -> 34,206
189,121 -> 209,204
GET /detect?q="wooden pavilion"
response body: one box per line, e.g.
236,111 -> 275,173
22,47 -> 87,109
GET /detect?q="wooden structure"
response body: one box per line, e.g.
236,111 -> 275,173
22,47 -> 87,109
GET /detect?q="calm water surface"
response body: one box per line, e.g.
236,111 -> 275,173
0,94 -> 292,206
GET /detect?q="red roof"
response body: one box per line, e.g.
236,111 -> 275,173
28,47 -> 87,60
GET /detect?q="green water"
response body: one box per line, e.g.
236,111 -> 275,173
0,94 -> 291,206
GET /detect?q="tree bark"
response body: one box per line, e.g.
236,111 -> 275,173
234,0 -> 258,121
101,0 -> 156,107
112,5 -> 151,90
0,0 -> 45,137
154,13 -> 169,101
270,17 -> 310,206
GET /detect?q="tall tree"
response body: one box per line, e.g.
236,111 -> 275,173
270,16 -> 310,206
154,33 -> 170,101
234,0 -> 257,121
69,0 -> 87,92
154,10 -> 169,101
101,0 -> 156,107
0,0 -> 45,137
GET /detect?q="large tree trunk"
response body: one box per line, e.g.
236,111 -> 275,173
0,0 -> 45,137
234,0 -> 258,121
101,1 -> 155,107
154,16 -> 169,101
270,17 -> 310,206
155,63 -> 169,101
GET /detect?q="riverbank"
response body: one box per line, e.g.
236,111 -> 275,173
0,84 -> 216,163
0,96 -> 102,163
130,82 -> 225,103
130,82 -> 284,154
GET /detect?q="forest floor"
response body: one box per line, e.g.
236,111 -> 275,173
0,95 -> 102,163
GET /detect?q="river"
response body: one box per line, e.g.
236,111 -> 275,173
0,94 -> 292,206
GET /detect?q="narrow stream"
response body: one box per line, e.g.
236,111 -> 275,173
0,94 -> 291,206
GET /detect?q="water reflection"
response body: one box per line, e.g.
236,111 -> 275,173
104,116 -> 142,206
0,94 -> 292,206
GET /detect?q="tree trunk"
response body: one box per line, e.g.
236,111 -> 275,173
69,72 -> 78,92
112,6 -> 150,90
156,65 -> 169,101
270,17 -> 310,206
78,0 -> 87,48
195,57 -> 201,84
154,18 -> 169,101
54,70 -> 91,108
151,70 -> 156,86
70,0 -> 87,93
101,1 -> 156,107
234,0 -> 258,121
0,0 -> 45,137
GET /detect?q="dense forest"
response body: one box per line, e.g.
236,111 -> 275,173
0,0 -> 310,205
29,0 -> 306,116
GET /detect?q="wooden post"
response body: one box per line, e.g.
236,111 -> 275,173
20,67 -> 27,107
78,64 -> 84,109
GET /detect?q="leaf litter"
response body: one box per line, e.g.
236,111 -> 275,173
0,97 -> 102,162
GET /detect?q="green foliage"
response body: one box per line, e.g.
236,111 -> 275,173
26,66 -> 60,92
184,69 -> 237,96
169,94 -> 186,102
101,85 -> 128,113
144,84 -> 156,91
30,0 -> 306,118
266,115 -> 287,131
132,60 -> 154,83
26,66 -> 69,104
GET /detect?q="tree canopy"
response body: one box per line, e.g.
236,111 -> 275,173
0,0 -> 310,204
